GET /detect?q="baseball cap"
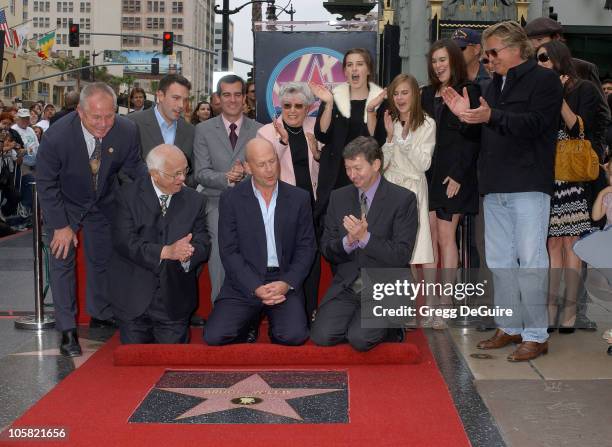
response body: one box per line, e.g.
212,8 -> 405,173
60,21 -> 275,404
17,108 -> 30,118
451,28 -> 482,48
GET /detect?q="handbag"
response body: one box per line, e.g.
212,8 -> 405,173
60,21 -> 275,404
554,116 -> 599,182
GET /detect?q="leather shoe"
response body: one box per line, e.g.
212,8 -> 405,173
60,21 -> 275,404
477,329 -> 522,349
89,317 -> 118,328
60,329 -> 82,357
246,322 -> 259,343
190,315 -> 207,327
507,341 -> 548,362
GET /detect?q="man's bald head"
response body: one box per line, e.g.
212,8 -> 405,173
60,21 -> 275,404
146,144 -> 187,171
244,138 -> 279,191
245,137 -> 276,163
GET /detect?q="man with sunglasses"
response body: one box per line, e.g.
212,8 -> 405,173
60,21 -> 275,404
109,144 -> 210,344
452,27 -> 491,87
442,21 -> 563,362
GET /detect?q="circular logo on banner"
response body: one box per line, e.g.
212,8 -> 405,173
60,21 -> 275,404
265,47 -> 346,121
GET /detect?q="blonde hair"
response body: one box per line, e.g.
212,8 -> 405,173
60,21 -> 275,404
482,20 -> 534,60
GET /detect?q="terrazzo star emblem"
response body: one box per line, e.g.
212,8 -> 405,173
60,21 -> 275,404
160,374 -> 341,421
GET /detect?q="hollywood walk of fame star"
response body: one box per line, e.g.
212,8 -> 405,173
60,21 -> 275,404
159,373 -> 342,421
11,338 -> 104,369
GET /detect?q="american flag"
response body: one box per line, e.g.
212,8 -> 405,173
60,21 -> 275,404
0,9 -> 14,48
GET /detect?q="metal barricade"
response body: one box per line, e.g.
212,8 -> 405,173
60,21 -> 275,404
15,182 -> 55,330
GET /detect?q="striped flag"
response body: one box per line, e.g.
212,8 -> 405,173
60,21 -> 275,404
0,10 -> 14,47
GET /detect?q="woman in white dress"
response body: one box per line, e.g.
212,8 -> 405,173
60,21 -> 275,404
376,73 -> 436,265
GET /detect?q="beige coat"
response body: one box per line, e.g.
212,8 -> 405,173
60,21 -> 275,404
257,116 -> 321,199
382,116 -> 436,264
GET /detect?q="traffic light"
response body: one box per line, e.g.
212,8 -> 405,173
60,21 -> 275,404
69,23 -> 80,47
162,31 -> 173,55
151,57 -> 159,75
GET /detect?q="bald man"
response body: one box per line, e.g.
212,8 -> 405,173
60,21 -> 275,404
204,138 -> 316,346
109,144 -> 211,344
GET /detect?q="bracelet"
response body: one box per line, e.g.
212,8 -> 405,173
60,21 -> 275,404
367,107 -> 376,113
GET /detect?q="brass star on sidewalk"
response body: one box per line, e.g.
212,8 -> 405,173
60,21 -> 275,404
160,373 -> 342,421
11,338 -> 104,369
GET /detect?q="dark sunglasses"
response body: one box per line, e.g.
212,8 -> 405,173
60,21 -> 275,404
537,53 -> 550,63
481,57 -> 490,65
282,103 -> 305,110
484,45 -> 509,58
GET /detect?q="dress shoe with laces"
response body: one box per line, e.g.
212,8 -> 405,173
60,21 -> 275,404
507,341 -> 548,362
60,329 -> 82,357
89,317 -> 118,329
477,329 -> 522,349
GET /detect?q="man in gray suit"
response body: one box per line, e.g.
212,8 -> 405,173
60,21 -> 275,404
193,74 -> 262,303
127,74 -> 194,184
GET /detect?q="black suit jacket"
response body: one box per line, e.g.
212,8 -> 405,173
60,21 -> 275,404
319,176 -> 417,307
218,179 -> 316,300
36,111 -> 148,230
109,176 -> 210,320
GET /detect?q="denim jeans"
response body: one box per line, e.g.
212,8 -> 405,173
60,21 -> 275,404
484,192 -> 550,343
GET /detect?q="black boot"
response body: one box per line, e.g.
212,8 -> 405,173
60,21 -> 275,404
60,329 -> 82,357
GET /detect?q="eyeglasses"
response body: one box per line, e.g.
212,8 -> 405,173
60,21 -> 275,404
481,57 -> 490,65
159,167 -> 190,180
282,103 -> 305,110
537,53 -> 550,63
484,45 -> 510,58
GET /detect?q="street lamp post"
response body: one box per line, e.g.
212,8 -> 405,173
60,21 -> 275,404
215,0 -> 278,71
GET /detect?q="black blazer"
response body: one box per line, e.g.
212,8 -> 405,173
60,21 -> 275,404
319,176 -> 417,307
421,82 -> 480,215
109,177 -> 210,320
564,79 -> 610,158
218,179 -> 316,300
478,59 -> 563,196
36,111 -> 148,230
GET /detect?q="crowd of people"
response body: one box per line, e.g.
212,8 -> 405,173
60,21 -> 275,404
10,17 -> 612,359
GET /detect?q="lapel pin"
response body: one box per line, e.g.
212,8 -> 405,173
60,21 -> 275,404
108,147 -> 114,154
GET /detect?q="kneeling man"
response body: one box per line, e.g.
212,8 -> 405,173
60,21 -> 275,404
110,144 -> 210,343
204,138 -> 316,345
311,136 -> 417,351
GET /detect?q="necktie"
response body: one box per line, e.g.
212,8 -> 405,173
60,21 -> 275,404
89,138 -> 102,191
360,192 -> 368,218
229,123 -> 238,149
160,194 -> 169,216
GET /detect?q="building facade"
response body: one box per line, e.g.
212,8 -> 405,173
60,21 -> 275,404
213,19 -> 234,72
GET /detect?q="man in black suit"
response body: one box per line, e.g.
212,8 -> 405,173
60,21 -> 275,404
310,136 -> 417,352
36,82 -> 148,357
204,138 -> 316,346
110,144 -> 210,344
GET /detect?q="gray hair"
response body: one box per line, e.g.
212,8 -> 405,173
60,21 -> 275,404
79,82 -> 117,110
482,20 -> 534,60
145,144 -> 185,171
343,136 -> 383,167
278,82 -> 315,106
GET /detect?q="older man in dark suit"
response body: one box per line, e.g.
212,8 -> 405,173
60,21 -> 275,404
36,82 -> 148,357
204,138 -> 315,346
110,144 -> 210,344
193,74 -> 262,304
310,136 -> 417,352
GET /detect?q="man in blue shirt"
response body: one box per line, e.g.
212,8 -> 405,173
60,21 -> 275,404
204,138 -> 316,346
